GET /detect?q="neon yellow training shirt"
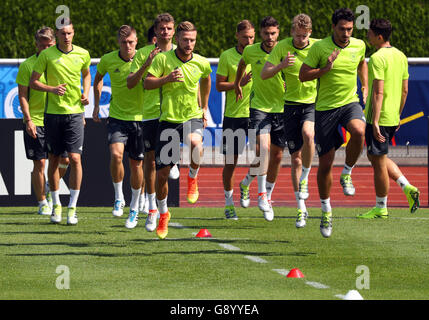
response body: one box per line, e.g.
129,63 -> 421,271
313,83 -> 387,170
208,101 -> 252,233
365,47 -> 409,126
303,36 -> 366,111
130,43 -> 177,120
242,42 -> 285,113
268,37 -> 318,104
148,50 -> 212,123
97,50 -> 144,121
32,44 -> 91,115
16,54 -> 47,126
217,46 -> 252,118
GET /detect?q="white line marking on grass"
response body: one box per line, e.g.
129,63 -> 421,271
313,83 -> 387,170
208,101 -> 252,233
169,222 -> 185,228
272,269 -> 289,276
305,281 -> 330,289
218,243 -> 241,251
244,255 -> 268,264
335,294 -> 346,299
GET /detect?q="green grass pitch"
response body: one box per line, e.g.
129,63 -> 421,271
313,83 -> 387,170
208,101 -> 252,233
1,206 -> 428,300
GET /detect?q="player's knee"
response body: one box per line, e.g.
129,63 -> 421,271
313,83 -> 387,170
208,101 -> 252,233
68,153 -> 81,165
349,125 -> 365,140
302,130 -> 315,145
33,159 -> 46,173
291,154 -> 302,168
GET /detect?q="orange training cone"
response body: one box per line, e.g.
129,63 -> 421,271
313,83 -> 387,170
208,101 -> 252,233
286,268 -> 304,278
196,228 -> 212,238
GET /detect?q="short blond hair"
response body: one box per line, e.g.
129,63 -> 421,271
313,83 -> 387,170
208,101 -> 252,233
176,21 -> 197,35
292,14 -> 312,30
35,26 -> 55,43
117,25 -> 137,39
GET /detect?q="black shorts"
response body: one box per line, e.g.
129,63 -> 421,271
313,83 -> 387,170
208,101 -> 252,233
142,119 -> 159,153
44,113 -> 85,156
365,123 -> 397,156
249,108 -> 287,148
222,116 -> 249,156
107,117 -> 144,161
315,102 -> 366,156
23,125 -> 68,160
155,118 -> 204,170
23,125 -> 48,160
283,102 -> 315,155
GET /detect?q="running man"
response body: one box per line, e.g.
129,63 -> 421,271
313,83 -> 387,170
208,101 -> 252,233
261,13 -> 318,228
216,19 -> 255,220
144,21 -> 212,239
127,13 -> 177,232
30,18 -> 91,225
357,18 -> 420,219
235,16 -> 285,222
93,25 -> 144,229
300,8 -> 368,237
16,26 -> 69,216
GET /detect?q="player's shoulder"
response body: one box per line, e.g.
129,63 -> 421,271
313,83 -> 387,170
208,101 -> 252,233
350,37 -> 366,48
73,44 -> 90,55
243,42 -> 261,55
309,37 -> 321,44
219,47 -> 236,57
100,50 -> 119,61
138,43 -> 156,54
19,54 -> 37,68
192,52 -> 210,65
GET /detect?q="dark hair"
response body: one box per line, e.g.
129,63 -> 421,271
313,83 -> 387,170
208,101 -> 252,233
332,8 -> 355,26
260,16 -> 279,29
370,19 -> 392,42
147,25 -> 156,43
236,20 -> 254,33
154,13 -> 175,29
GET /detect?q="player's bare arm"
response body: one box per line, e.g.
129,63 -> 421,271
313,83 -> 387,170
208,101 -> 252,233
143,68 -> 183,90
371,79 -> 386,143
233,58 -> 247,101
92,71 -> 104,122
81,67 -> 91,106
29,71 -> 67,95
200,74 -> 211,128
261,52 -> 295,80
127,47 -> 161,89
358,59 -> 368,104
18,84 -> 37,139
299,48 -> 340,82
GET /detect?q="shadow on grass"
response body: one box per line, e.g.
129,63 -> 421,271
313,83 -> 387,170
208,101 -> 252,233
7,248 -> 316,258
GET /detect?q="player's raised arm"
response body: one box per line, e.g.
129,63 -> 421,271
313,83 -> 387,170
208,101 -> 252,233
299,48 -> 340,82
143,68 -> 183,90
127,47 -> 161,89
30,71 -> 67,95
261,52 -> 295,80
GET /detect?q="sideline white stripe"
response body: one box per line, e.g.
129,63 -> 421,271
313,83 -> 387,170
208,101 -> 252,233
305,281 -> 330,289
244,255 -> 268,264
272,269 -> 289,276
218,243 -> 241,251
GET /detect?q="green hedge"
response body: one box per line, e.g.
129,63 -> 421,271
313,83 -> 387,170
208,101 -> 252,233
2,0 -> 427,59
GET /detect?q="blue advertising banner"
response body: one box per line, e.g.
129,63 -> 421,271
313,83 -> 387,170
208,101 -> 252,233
1,60 -> 428,145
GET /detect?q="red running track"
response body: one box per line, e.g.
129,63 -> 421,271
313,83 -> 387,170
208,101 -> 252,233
179,166 -> 428,209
